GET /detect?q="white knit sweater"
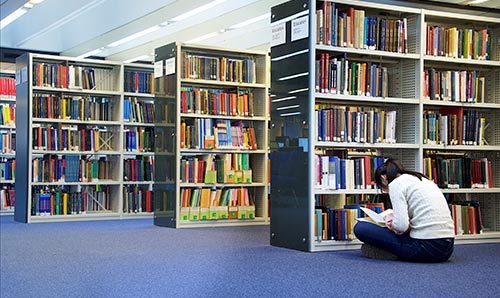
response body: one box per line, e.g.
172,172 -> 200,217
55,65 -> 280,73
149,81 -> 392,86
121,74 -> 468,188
388,174 -> 455,239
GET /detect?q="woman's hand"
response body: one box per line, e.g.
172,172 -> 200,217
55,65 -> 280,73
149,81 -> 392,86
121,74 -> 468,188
384,213 -> 405,235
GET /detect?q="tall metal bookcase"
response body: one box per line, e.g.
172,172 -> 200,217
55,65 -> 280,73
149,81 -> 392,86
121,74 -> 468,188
269,0 -> 500,252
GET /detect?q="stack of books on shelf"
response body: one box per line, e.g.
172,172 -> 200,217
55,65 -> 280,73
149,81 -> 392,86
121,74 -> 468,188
316,105 -> 397,144
32,62 -> 116,90
314,201 -> 386,241
425,25 -> 490,60
316,2 -> 409,53
423,156 -> 493,189
180,187 -> 255,221
1,74 -> 16,212
32,185 -> 111,216
315,154 -> 384,190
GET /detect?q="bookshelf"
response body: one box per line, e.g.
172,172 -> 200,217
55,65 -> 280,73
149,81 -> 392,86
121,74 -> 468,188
122,63 -> 155,215
421,8 -> 500,245
153,42 -> 269,228
1,69 -> 16,215
14,53 -> 156,223
269,0 -> 500,252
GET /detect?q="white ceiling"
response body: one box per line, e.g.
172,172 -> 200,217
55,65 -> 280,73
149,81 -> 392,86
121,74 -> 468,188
0,0 -> 289,63
0,0 -> 499,64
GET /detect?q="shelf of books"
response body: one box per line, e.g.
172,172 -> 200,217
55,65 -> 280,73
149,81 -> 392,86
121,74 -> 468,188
14,54 -> 156,223
1,70 -> 16,215
421,8 -> 500,244
122,63 -> 156,217
269,0 -> 500,252
153,42 -> 269,228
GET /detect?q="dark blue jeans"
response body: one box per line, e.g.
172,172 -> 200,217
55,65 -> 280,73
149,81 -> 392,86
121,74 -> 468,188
354,221 -> 454,262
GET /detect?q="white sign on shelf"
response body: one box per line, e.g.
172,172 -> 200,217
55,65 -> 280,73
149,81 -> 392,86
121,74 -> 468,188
291,15 -> 308,42
154,60 -> 163,78
165,58 -> 175,76
271,22 -> 286,47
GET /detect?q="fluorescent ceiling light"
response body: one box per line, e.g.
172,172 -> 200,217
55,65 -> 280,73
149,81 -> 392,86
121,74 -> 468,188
77,48 -> 103,59
186,32 -> 218,43
184,12 -> 272,44
0,0 -> 45,30
124,55 -> 151,63
76,0 -> 226,58
170,0 -> 226,22
0,7 -> 28,29
229,13 -> 270,29
108,26 -> 161,48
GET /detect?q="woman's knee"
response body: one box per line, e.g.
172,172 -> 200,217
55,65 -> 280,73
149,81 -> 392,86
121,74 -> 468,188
354,222 -> 369,239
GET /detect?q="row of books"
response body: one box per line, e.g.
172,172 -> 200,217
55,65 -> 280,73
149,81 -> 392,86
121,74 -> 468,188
316,3 -> 490,59
180,153 -> 252,184
181,187 -> 252,208
315,205 -> 365,241
124,70 -> 154,94
450,201 -> 483,235
1,104 -> 15,126
32,186 -> 111,216
315,155 -> 385,190
123,188 -> 154,213
32,155 -> 113,183
423,108 -> 486,146
426,25 -> 490,60
423,156 -> 493,189
315,53 -> 389,97
316,106 -> 397,144
32,125 -> 115,152
423,69 -> 485,103
0,77 -> 15,97
0,159 -> 15,181
123,97 -> 155,123
32,94 -> 114,121
179,187 -> 255,221
315,199 -> 484,241
33,63 -> 117,91
123,156 -> 154,182
1,185 -> 15,210
1,130 -> 15,153
124,127 -> 154,152
316,3 -> 408,53
180,87 -> 255,117
180,119 -> 257,150
182,52 -> 257,83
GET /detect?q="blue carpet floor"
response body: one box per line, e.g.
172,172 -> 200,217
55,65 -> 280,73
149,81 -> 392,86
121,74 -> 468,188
1,215 -> 499,298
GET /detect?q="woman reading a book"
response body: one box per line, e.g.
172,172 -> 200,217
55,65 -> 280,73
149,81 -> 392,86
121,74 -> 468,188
354,158 -> 455,262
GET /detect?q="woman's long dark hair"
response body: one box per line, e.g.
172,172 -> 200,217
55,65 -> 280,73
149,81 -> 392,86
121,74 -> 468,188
374,158 -> 426,189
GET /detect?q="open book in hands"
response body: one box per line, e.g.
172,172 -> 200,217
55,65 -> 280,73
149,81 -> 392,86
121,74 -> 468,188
357,207 -> 394,227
